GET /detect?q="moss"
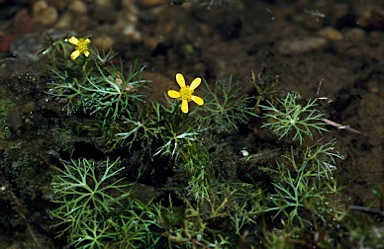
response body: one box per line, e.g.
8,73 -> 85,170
0,93 -> 15,143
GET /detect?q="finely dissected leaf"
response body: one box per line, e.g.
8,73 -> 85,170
260,92 -> 328,144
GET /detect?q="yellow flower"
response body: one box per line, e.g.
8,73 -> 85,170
168,73 -> 204,113
68,36 -> 91,60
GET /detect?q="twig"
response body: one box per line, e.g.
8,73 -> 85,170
349,205 -> 384,217
316,78 -> 324,96
322,118 -> 361,134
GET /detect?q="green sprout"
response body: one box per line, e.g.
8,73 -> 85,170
180,144 -> 213,204
115,102 -> 164,151
264,168 -> 319,227
93,48 -> 119,66
80,61 -> 148,123
260,143 -> 347,230
47,70 -> 85,115
47,59 -> 149,124
71,215 -> 118,249
202,75 -> 258,132
260,92 -> 327,144
247,69 -> 282,113
304,139 -> 344,180
153,96 -> 203,160
154,112 -> 200,160
108,199 -> 163,248
49,158 -> 129,242
157,194 -> 232,248
49,157 -> 165,248
44,35 -> 149,124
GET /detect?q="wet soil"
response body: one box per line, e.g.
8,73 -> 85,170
0,0 -> 384,247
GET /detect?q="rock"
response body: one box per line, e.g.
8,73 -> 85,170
92,36 -> 114,51
68,0 -> 87,14
92,1 -> 117,23
356,5 -> 384,30
276,36 -> 327,55
139,0 -> 167,8
318,27 -> 343,41
0,35 -> 13,53
122,0 -> 139,23
10,31 -> 75,61
13,9 -> 36,34
123,23 -> 142,41
343,28 -> 365,42
32,0 -> 58,26
55,12 -> 73,29
10,33 -> 45,61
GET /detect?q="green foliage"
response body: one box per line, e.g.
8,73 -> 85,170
153,100 -> 202,160
202,76 -> 258,132
47,59 -> 148,124
40,34 -> 76,66
81,61 -> 148,121
262,226 -> 302,249
247,69 -> 283,112
42,35 -> 149,124
179,143 -> 213,204
107,198 -> 163,248
115,102 -> 164,151
101,96 -> 205,161
50,158 -> 128,240
42,36 -> 383,249
49,158 -> 163,248
265,169 -> 324,227
47,69 -> 86,115
160,142 -> 265,247
71,215 -> 119,249
260,144 -> 347,230
304,139 -> 344,180
260,92 -> 328,144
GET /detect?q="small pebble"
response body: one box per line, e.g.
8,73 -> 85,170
318,27 -> 343,41
123,24 -> 142,41
343,28 -> 365,42
68,0 -> 87,14
55,12 -> 73,29
92,36 -> 114,51
139,0 -> 167,8
277,36 -> 327,55
32,0 -> 58,26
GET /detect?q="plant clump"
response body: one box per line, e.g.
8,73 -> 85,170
260,92 -> 327,144
26,35 -> 382,249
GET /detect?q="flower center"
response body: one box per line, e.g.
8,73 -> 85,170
179,86 -> 193,101
76,39 -> 88,53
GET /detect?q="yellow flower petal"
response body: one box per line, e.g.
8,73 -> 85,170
68,36 -> 79,45
181,100 -> 189,113
84,38 -> 91,44
190,77 -> 201,91
191,95 -> 204,106
176,73 -> 185,88
168,90 -> 181,99
83,50 -> 90,57
70,50 -> 81,60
